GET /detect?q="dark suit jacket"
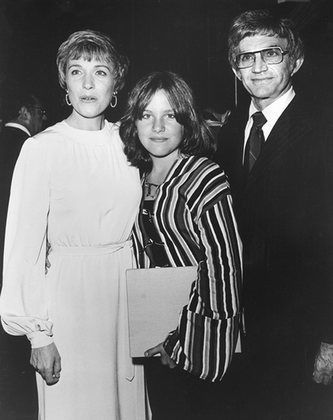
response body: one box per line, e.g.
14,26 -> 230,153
215,94 -> 333,356
0,126 -> 29,287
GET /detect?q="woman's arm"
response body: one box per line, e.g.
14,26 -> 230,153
0,137 -> 53,348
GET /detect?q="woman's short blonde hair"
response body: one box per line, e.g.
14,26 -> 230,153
56,29 -> 129,92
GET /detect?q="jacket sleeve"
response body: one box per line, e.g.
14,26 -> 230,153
0,137 -> 53,348
164,190 -> 243,382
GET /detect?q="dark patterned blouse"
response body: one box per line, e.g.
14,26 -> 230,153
132,156 -> 243,382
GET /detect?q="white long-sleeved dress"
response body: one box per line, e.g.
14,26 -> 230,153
0,121 -> 148,420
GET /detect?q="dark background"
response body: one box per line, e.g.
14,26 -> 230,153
0,0 -> 332,419
0,0 -> 332,124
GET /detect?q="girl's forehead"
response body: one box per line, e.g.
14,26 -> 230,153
145,90 -> 172,107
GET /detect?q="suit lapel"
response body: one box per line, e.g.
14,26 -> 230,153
244,96 -> 311,188
219,108 -> 248,192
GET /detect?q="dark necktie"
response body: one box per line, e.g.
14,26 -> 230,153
244,111 -> 267,173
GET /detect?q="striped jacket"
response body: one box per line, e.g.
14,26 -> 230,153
132,156 -> 243,382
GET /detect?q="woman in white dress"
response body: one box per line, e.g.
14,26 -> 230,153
0,30 -> 148,420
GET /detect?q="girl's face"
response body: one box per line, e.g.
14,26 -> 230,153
135,89 -> 184,161
65,56 -> 115,129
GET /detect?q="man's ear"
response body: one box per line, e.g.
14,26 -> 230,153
232,66 -> 242,81
291,57 -> 304,77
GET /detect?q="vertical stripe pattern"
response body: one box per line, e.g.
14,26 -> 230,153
132,156 -> 242,382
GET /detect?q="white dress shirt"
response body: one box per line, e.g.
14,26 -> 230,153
242,87 -> 296,162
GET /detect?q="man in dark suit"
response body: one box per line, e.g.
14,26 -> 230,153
215,9 -> 333,419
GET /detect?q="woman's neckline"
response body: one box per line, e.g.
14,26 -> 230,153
63,118 -> 107,132
65,112 -> 106,131
59,120 -> 113,145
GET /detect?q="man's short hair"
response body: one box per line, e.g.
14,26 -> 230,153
228,9 -> 304,69
4,90 -> 42,122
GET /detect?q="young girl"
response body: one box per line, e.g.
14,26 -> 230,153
120,71 -> 242,419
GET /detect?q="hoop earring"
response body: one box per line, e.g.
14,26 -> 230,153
110,93 -> 118,108
65,93 -> 72,106
234,74 -> 238,108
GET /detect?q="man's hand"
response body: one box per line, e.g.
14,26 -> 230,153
313,342 -> 333,385
30,342 -> 61,385
145,342 -> 176,369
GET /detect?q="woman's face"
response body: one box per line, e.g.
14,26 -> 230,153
135,89 -> 184,161
65,56 -> 115,128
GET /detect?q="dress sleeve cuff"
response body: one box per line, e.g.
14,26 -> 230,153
27,331 -> 54,348
164,330 -> 179,356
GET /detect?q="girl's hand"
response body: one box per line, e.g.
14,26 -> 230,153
145,342 -> 176,369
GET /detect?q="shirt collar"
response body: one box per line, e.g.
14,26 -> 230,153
249,86 -> 295,126
5,122 -> 31,136
242,86 -> 296,163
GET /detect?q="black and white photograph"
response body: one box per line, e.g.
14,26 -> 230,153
0,0 -> 332,419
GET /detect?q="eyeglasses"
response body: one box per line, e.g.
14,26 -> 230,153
235,47 -> 289,69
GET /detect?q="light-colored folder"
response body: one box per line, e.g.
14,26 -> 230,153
126,265 -> 197,357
